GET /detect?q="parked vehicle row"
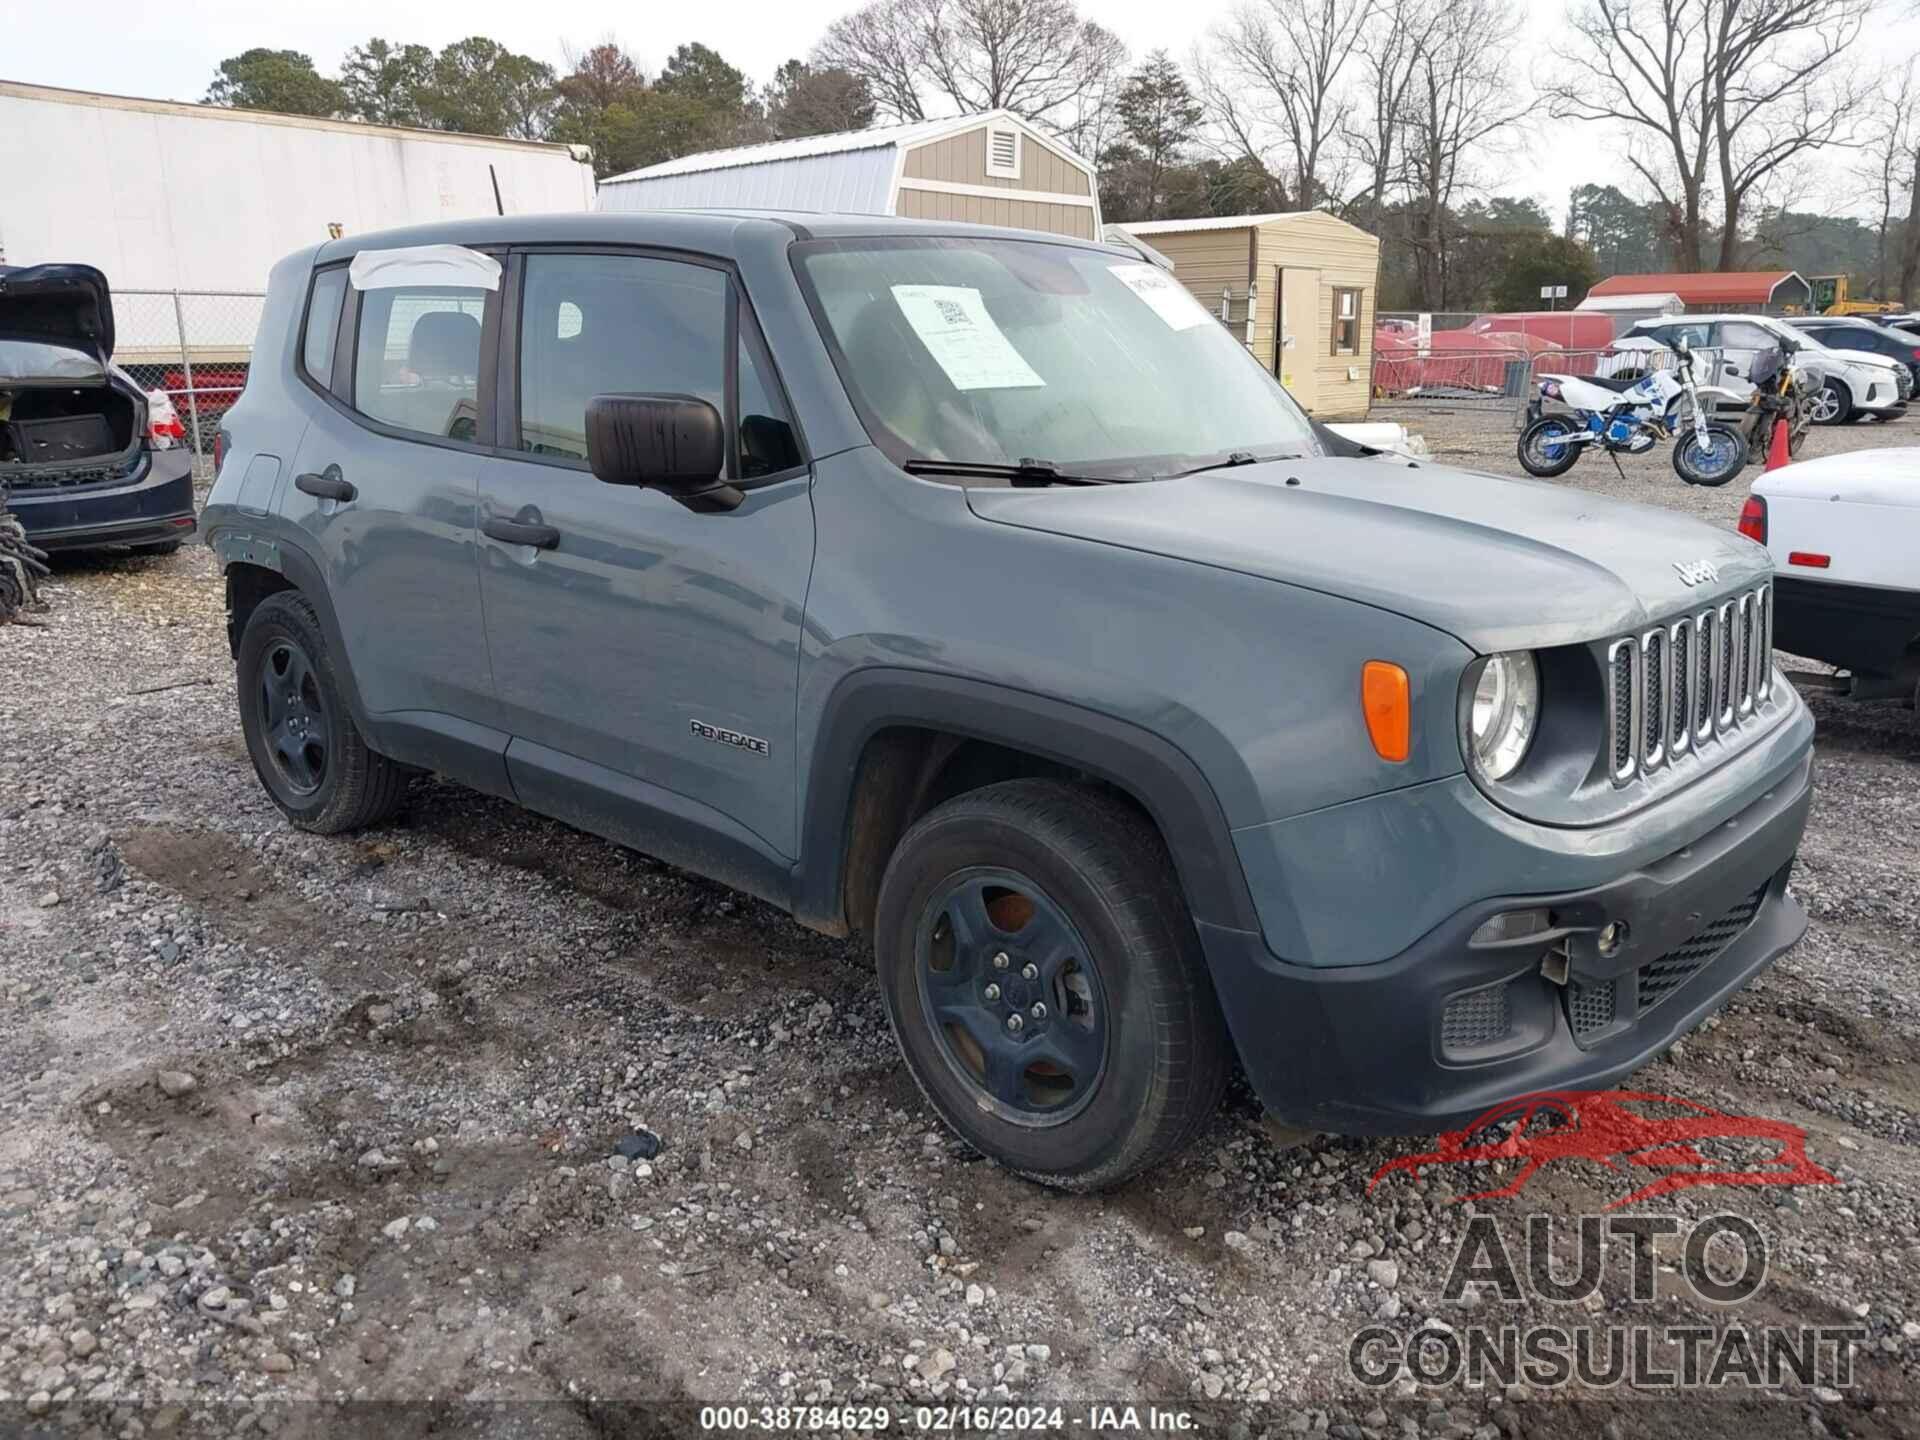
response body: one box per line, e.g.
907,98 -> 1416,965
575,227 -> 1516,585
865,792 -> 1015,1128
1611,313 -> 1909,426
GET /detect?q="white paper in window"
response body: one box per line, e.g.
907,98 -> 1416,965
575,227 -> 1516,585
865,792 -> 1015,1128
1108,262 -> 1210,331
349,244 -> 502,292
890,285 -> 1045,391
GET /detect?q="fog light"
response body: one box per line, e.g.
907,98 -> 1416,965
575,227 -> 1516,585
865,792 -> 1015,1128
1598,921 -> 1627,955
1470,908 -> 1550,945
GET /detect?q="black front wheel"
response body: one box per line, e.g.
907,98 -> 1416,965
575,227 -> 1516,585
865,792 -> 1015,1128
874,780 -> 1230,1190
1672,422 -> 1746,486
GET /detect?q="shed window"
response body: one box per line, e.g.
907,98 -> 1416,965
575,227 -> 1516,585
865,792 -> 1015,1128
1331,288 -> 1361,355
985,125 -> 1021,180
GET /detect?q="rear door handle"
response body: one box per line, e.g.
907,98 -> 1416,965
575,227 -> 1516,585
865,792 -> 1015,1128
294,468 -> 356,503
483,516 -> 561,549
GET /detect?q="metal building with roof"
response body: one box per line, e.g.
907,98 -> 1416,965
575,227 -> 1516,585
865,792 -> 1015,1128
1586,270 -> 1812,314
1120,212 -> 1381,417
596,111 -> 1103,240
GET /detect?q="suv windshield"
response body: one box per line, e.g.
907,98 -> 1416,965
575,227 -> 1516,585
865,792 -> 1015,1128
794,236 -> 1320,479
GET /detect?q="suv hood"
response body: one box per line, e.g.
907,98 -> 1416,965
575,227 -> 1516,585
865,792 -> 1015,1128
0,263 -> 115,367
966,458 -> 1770,652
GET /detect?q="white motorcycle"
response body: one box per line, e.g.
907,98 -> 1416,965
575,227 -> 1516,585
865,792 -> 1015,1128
1518,340 -> 1748,486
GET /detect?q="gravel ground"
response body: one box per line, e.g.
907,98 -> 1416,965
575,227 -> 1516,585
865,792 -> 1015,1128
1,421 -> 1918,1439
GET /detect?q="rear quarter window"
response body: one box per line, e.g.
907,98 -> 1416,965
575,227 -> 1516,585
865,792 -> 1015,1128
301,269 -> 348,387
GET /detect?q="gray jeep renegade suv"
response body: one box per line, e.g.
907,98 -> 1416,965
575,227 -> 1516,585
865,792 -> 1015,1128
202,212 -> 1814,1190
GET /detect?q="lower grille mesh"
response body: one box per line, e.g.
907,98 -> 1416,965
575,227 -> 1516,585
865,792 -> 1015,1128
1441,985 -> 1512,1052
1637,885 -> 1767,1011
1568,980 -> 1616,1040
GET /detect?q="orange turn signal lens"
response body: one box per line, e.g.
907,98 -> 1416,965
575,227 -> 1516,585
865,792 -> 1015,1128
1362,661 -> 1411,763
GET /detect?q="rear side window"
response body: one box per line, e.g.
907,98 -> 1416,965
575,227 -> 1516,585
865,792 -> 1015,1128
353,286 -> 488,442
517,253 -> 725,461
302,269 -> 347,385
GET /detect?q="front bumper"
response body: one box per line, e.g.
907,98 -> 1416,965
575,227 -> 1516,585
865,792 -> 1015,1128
1201,748 -> 1812,1135
8,448 -> 197,550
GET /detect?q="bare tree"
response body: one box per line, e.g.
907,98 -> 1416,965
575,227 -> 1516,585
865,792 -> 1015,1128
1344,0 -> 1439,222
1853,64 -> 1916,296
1400,0 -> 1528,304
1201,0 -> 1372,210
814,0 -> 929,121
1546,0 -> 1872,271
813,0 -> 1128,137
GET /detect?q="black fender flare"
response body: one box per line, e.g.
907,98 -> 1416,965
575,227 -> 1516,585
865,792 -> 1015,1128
212,523 -> 373,732
792,668 -> 1262,936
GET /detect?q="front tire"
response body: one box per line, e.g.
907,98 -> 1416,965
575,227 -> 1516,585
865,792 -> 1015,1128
873,780 -> 1230,1191
1809,378 -> 1851,425
237,591 -> 406,833
1672,422 -> 1746,486
1517,416 -> 1582,477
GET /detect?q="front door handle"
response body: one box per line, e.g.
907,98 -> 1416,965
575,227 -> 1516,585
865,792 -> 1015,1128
294,467 -> 356,503
483,516 -> 561,549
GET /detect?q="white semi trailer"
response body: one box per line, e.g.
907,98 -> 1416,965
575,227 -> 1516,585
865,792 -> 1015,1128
0,80 -> 596,367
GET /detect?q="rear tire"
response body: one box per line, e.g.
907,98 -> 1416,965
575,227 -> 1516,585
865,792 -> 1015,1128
873,779 -> 1230,1191
237,590 -> 405,834
1517,416 -> 1582,477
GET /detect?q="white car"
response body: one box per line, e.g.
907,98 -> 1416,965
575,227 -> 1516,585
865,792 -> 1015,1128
1745,447 -> 1920,705
1620,314 -> 1909,424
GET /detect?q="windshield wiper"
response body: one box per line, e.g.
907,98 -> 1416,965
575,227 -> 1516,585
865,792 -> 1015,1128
1173,450 -> 1299,477
902,458 -> 1117,487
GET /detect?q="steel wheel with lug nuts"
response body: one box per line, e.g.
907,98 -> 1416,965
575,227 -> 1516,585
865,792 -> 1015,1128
237,590 -> 406,834
259,639 -> 330,795
916,870 -> 1109,1125
874,778 -> 1231,1190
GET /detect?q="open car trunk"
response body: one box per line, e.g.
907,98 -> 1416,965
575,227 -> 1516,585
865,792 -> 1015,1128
0,264 -> 145,488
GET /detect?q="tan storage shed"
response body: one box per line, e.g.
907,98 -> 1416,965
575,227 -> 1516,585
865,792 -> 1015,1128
597,111 -> 1101,241
1118,212 -> 1380,418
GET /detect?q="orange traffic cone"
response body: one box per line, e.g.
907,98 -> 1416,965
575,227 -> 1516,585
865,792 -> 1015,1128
1764,415 -> 1792,471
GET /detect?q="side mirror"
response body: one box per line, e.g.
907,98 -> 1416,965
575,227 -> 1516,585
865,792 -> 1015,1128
585,393 -> 741,513
1673,335 -> 1691,355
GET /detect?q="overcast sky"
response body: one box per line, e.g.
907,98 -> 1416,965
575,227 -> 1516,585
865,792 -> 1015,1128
3,0 -> 1898,228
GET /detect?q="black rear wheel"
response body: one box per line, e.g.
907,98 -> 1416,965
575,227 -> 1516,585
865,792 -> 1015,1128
1517,416 -> 1582,477
237,591 -> 405,833
874,780 -> 1230,1190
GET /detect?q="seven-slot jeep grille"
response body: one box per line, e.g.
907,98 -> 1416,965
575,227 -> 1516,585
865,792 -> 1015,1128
1605,584 -> 1773,785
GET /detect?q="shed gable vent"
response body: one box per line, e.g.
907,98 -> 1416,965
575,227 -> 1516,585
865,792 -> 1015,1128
985,124 -> 1021,180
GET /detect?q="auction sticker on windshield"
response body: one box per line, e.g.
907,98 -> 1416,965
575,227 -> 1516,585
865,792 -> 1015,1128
890,284 -> 1046,391
1109,262 -> 1211,331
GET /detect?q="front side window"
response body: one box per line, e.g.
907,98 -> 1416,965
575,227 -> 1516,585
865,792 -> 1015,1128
1331,287 -> 1361,355
518,253 -> 725,461
352,285 -> 487,441
302,268 -> 348,385
794,236 -> 1319,477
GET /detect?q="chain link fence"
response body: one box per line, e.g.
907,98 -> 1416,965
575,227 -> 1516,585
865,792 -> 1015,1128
111,290 -> 266,465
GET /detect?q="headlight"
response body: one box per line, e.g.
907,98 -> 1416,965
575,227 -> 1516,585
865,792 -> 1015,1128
1464,651 -> 1539,780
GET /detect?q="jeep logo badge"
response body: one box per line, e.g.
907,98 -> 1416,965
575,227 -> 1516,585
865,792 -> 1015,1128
1673,559 -> 1719,587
